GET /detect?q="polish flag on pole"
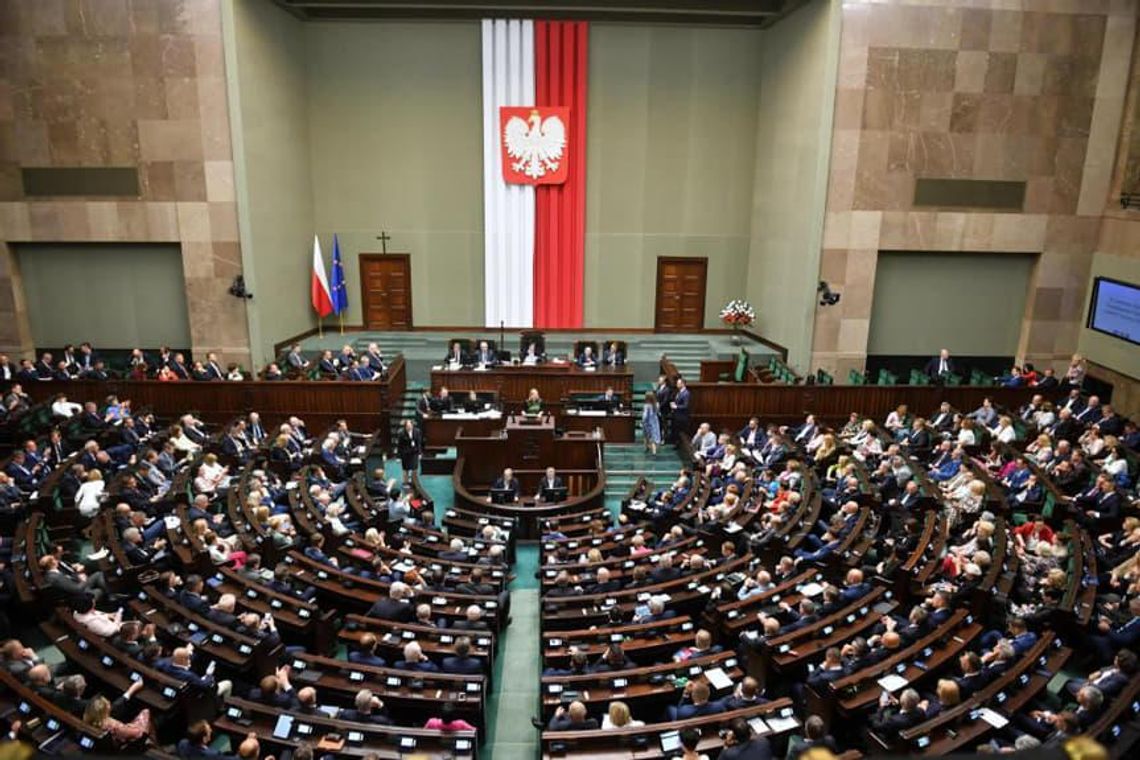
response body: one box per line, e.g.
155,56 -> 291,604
311,235 -> 334,318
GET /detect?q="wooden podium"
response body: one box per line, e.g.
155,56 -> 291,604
452,414 -> 605,538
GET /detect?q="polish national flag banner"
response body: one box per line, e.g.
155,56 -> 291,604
311,235 -> 334,318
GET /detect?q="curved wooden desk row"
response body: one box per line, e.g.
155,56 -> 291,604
14,355 -> 406,441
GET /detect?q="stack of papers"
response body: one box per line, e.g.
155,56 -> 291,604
704,667 -> 733,691
877,674 -> 908,692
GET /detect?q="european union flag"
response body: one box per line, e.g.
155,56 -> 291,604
330,234 -> 348,315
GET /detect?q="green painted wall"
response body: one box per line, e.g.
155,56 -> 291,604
229,17 -> 824,340
584,24 -> 763,328
226,0 -> 315,364
868,252 -> 1037,356
16,244 -> 190,348
305,22 -> 485,329
746,0 -> 838,366
1079,252 -> 1140,380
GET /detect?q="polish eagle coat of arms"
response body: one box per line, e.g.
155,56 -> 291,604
499,106 -> 570,185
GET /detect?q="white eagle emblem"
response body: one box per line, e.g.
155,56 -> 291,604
504,109 -> 566,180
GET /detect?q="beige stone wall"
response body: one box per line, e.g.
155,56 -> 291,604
0,0 -> 250,365
811,0 -> 1137,381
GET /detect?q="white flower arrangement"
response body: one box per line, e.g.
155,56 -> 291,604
719,299 -> 756,328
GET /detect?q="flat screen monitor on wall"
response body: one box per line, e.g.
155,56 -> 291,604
1086,277 -> 1140,347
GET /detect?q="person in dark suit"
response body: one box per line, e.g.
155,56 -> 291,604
395,641 -> 440,672
441,637 -> 484,675
444,341 -> 467,367
177,720 -> 238,759
492,468 -> 520,502
366,583 -> 414,622
14,361 -> 37,383
870,688 -> 926,737
448,604 -> 490,631
577,345 -> 597,368
339,689 -> 392,724
168,353 -> 190,379
667,679 -> 727,721
720,718 -> 774,760
924,348 -> 955,381
1064,649 -> 1137,699
536,466 -> 563,501
602,342 -> 624,367
364,342 -> 386,375
34,352 -> 54,379
396,419 -> 423,485
347,633 -> 387,668
546,700 -> 598,730
670,378 -> 691,440
317,350 -> 338,377
203,353 -> 225,380
472,340 -> 497,366
1088,597 -> 1140,663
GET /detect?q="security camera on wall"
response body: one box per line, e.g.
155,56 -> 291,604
818,281 -> 840,307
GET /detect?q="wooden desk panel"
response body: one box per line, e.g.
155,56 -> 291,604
21,356 -> 406,442
430,365 -> 633,407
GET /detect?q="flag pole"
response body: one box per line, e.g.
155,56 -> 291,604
318,317 -> 323,338
338,312 -> 344,335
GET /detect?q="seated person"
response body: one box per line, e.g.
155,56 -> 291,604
577,345 -> 597,368
870,688 -> 927,737
536,467 -> 564,501
434,386 -> 454,413
444,341 -> 467,368
600,387 -> 622,412
521,341 -> 544,365
524,387 -> 543,414
472,340 -> 497,367
602,341 -> 624,367
492,468 -> 520,502
546,700 -> 599,730
666,679 -> 727,721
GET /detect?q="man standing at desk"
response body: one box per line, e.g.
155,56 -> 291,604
444,342 -> 467,369
492,468 -> 520,502
577,345 -> 597,368
536,467 -> 563,501
473,341 -> 497,367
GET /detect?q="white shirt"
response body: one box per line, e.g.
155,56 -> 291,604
75,480 -> 105,517
74,607 -> 121,637
51,399 -> 82,418
996,426 -> 1017,443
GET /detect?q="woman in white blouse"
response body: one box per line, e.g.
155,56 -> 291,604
1065,353 -> 1086,388
193,453 -> 229,495
601,701 -> 644,730
956,418 -> 977,447
170,424 -> 200,455
75,469 -> 105,518
1080,427 -> 1105,458
994,416 -> 1017,444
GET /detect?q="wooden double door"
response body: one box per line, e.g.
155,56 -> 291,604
655,257 -> 708,332
360,254 -> 412,330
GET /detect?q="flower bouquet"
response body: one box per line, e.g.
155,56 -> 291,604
720,300 -> 755,344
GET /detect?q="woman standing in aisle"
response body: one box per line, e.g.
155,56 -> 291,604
642,392 -> 662,456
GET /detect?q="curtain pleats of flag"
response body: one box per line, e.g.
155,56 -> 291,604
482,19 -> 535,328
534,21 -> 588,329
